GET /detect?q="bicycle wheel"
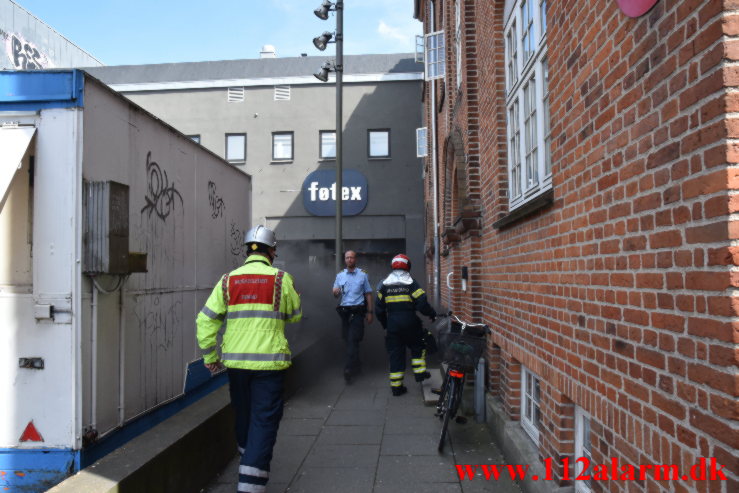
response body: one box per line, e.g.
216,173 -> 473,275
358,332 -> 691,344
435,372 -> 451,417
438,376 -> 459,452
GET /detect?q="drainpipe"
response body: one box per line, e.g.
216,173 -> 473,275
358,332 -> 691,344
430,0 -> 441,308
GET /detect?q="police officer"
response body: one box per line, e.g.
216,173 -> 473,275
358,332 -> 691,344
196,225 -> 302,493
333,250 -> 373,383
375,254 -> 436,396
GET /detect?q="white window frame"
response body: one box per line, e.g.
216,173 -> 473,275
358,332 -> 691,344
368,129 -> 390,158
319,130 -> 336,160
455,0 -> 462,88
272,132 -> 293,161
416,127 -> 428,158
424,30 -> 445,81
520,367 -> 541,444
225,133 -> 246,163
504,0 -> 551,211
574,407 -> 592,493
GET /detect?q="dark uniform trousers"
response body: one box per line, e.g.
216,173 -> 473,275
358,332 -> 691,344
336,304 -> 366,372
375,279 -> 435,388
228,368 -> 285,492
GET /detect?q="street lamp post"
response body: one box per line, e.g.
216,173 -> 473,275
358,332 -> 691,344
313,0 -> 344,273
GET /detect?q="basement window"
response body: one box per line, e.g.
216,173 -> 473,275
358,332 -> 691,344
575,407 -> 592,493
520,367 -> 541,444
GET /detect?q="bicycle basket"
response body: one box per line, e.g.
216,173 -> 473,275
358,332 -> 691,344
439,332 -> 486,371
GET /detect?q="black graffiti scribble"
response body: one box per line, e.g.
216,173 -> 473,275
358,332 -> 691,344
10,35 -> 44,70
141,151 -> 183,221
230,222 -> 246,257
208,181 -> 225,218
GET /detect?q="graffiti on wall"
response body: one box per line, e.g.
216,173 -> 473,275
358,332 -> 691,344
141,151 -> 183,221
208,181 -> 225,218
3,32 -> 53,70
230,222 -> 246,257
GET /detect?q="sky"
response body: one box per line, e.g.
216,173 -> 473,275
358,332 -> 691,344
15,0 -> 422,66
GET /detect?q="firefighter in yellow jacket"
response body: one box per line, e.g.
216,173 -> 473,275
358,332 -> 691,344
196,225 -> 301,493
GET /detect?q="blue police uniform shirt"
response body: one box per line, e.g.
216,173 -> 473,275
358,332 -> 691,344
334,268 -> 372,306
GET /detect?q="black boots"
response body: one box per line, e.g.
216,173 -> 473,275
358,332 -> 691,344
391,385 -> 408,396
414,371 -> 431,382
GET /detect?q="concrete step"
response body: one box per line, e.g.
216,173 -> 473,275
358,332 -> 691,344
420,365 -> 444,405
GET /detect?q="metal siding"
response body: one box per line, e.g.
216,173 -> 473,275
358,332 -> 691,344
80,79 -> 251,430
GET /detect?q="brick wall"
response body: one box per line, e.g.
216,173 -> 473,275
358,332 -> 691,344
420,0 -> 737,491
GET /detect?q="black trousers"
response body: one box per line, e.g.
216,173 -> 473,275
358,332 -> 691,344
227,368 -> 285,491
385,325 -> 425,374
336,305 -> 366,372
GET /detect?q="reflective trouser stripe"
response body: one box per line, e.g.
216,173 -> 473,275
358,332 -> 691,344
389,371 -> 404,387
238,484 -> 266,493
240,465 -> 269,478
412,357 -> 426,373
223,352 -> 290,362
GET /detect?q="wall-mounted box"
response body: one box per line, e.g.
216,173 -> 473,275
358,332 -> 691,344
83,180 -> 129,274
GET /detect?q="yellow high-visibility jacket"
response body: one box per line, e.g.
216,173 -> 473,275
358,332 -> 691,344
196,255 -> 302,370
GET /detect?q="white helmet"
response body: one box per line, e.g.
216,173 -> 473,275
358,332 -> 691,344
243,225 -> 277,248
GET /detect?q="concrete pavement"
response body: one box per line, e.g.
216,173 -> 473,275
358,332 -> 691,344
203,338 -> 522,493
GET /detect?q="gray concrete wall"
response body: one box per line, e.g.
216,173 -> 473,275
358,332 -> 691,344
120,76 -> 427,286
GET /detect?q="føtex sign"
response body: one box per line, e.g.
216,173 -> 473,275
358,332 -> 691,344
302,169 -> 368,216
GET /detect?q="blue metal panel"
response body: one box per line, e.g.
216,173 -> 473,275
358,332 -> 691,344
0,70 -> 84,110
0,448 -> 79,492
79,368 -> 227,468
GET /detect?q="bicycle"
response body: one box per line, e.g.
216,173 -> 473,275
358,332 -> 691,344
434,314 -> 489,452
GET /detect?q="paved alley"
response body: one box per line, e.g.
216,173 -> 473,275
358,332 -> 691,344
203,334 -> 521,493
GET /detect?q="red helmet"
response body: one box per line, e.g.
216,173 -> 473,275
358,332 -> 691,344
391,254 -> 411,271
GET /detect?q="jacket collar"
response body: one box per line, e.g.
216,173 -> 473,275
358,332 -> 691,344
245,255 -> 272,267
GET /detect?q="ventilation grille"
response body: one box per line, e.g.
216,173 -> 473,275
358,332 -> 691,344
227,87 -> 245,102
274,85 -> 291,101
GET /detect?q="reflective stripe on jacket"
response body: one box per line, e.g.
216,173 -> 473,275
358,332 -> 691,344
196,255 -> 302,370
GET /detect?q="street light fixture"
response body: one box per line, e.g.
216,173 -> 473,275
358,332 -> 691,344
314,0 -> 333,20
313,61 -> 333,82
312,0 -> 344,273
313,32 -> 334,51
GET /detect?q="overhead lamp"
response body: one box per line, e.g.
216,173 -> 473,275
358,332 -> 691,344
314,0 -> 333,20
313,62 -> 334,82
313,32 -> 334,51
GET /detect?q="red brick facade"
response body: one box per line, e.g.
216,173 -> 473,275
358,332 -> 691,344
417,0 -> 737,491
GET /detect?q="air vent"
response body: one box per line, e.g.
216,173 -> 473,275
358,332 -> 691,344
227,87 -> 245,103
274,85 -> 291,101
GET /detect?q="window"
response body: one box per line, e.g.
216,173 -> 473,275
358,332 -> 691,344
225,133 -> 246,163
227,87 -> 245,103
520,367 -> 541,443
187,135 -> 200,144
274,85 -> 290,101
416,127 -> 428,158
320,131 -> 336,159
575,407 -> 592,493
368,130 -> 390,158
272,132 -> 293,161
455,0 -> 462,88
415,35 -> 425,63
505,0 -> 550,210
424,30 -> 445,81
